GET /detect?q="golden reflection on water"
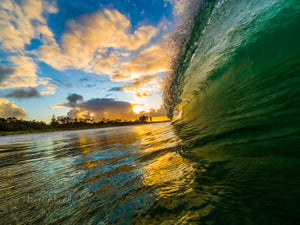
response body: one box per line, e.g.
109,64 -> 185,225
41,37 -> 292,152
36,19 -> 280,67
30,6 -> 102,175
142,152 -> 194,197
133,122 -> 181,153
1,123 -> 195,224
77,133 -> 94,154
132,123 -> 195,197
75,124 -> 195,199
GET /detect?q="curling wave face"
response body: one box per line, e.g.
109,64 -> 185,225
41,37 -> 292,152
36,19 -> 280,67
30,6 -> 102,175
163,0 -> 300,223
0,0 -> 299,224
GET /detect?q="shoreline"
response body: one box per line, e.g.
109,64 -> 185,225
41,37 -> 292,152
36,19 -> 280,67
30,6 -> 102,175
0,121 -> 170,137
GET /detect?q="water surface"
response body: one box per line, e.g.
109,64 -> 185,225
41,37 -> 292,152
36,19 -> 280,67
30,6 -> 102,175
0,123 -> 195,224
1,122 -> 299,224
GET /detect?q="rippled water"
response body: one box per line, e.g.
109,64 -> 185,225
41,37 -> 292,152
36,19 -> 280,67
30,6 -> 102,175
0,122 -> 299,224
0,123 -> 196,224
1,0 -> 300,224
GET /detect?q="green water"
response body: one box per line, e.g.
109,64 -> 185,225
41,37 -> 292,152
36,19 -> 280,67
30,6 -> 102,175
164,0 -> 300,223
1,0 -> 299,224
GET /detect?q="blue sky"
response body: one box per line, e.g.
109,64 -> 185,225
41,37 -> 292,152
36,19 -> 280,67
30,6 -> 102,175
0,0 -> 188,122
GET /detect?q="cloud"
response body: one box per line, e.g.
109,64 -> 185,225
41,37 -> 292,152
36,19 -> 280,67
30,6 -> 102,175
115,44 -> 171,81
0,1 -> 174,104
0,0 -> 58,53
51,104 -> 68,109
104,93 -> 113,98
109,76 -> 156,93
138,105 -> 168,117
0,0 -> 57,92
78,76 -> 108,88
108,87 -> 123,92
0,65 -> 15,83
52,79 -> 72,88
54,94 -> 168,120
52,93 -> 83,109
89,52 -> 120,75
122,76 -> 155,91
40,84 -> 56,95
64,9 -> 157,51
0,98 -> 26,119
2,87 -> 40,99
0,0 -> 35,52
67,94 -> 83,107
54,94 -> 155,120
0,56 -> 50,89
33,7 -> 173,100
35,9 -> 169,97
67,98 -> 137,120
37,9 -> 158,73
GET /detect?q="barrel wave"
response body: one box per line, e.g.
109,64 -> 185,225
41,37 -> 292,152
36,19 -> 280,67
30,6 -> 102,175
163,0 -> 300,224
1,0 -> 299,224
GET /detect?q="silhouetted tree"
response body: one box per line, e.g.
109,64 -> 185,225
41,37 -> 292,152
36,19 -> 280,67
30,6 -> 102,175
139,115 -> 147,122
50,114 -> 59,127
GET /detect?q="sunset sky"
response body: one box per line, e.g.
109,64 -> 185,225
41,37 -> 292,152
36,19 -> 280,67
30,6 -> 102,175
0,0 -> 190,121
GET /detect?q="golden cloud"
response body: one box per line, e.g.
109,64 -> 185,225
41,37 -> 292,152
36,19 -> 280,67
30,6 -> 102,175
0,98 -> 27,119
0,0 -> 57,52
116,44 -> 171,80
0,1 -> 175,102
37,9 -> 158,74
40,84 -> 56,95
36,8 -> 171,100
122,76 -> 155,91
66,98 -> 137,121
53,94 -> 168,121
0,56 -> 50,89
0,0 -> 57,92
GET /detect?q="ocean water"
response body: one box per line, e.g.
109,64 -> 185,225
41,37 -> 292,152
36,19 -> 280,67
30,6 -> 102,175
1,0 -> 300,224
0,123 -> 199,224
163,0 -> 300,224
0,122 -> 299,224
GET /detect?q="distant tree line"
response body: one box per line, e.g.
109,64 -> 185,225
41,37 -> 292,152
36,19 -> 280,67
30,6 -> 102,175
0,115 -> 152,132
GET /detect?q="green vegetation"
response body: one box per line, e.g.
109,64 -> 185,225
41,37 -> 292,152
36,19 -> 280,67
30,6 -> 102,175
0,115 -> 156,136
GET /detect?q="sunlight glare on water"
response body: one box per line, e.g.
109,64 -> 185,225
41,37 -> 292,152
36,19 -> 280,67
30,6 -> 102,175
0,123 -> 195,224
